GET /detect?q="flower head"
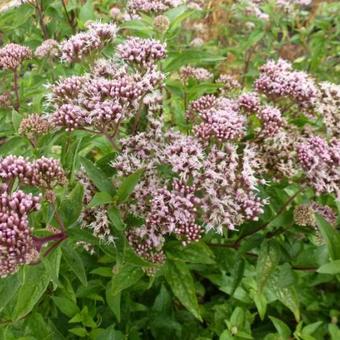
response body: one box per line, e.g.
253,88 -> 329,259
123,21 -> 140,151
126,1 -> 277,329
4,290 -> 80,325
0,189 -> 41,277
0,43 -> 32,70
35,39 -> 60,59
117,37 -> 166,68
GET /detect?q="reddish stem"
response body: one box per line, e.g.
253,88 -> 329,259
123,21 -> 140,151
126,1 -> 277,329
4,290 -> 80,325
13,68 -> 20,111
33,232 -> 66,252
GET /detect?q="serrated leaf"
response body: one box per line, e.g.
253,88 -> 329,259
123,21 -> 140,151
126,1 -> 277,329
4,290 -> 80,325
106,283 -> 121,322
80,157 -> 114,195
302,321 -> 323,337
254,292 -> 267,320
12,109 -> 22,131
62,242 -> 87,286
60,184 -> 84,227
268,272 -> 300,321
256,240 -> 280,293
317,260 -> 340,274
88,192 -> 113,208
52,296 -> 80,318
164,259 -> 202,321
230,257 -> 245,296
108,207 -> 126,231
316,215 -> 340,260
269,316 -> 291,339
0,274 -> 21,313
13,265 -> 50,320
78,0 -> 95,26
69,327 -> 88,337
115,169 -> 144,204
42,247 -> 62,289
166,241 -> 215,264
111,264 -> 144,295
91,267 -> 113,277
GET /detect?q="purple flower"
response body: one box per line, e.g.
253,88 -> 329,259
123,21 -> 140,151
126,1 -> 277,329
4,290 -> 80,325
0,189 -> 41,277
117,37 -> 166,67
297,136 -> 340,197
0,43 -> 32,70
35,39 -> 60,59
255,58 -> 319,108
51,104 -> 88,131
195,107 -> 246,141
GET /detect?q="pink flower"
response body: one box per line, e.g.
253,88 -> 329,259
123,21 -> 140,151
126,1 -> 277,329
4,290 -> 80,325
117,37 -> 166,67
0,43 -> 32,70
0,189 -> 41,277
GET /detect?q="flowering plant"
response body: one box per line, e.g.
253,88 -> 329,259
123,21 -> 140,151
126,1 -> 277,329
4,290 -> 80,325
0,0 -> 339,338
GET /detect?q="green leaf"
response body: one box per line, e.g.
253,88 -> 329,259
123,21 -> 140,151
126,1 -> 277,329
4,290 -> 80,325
91,267 -> 113,277
13,265 -> 50,320
256,240 -> 280,293
80,157 -> 114,195
12,109 -> 22,131
69,328 -> 88,337
88,192 -> 113,208
219,329 -> 234,340
78,0 -> 95,26
108,207 -> 126,231
230,257 -> 245,296
268,272 -> 300,322
70,306 -> 97,328
329,324 -> 340,340
166,241 -> 215,264
52,296 -> 80,318
111,264 -> 144,296
106,283 -> 121,322
42,247 -> 62,289
164,259 -> 202,321
302,321 -> 323,337
59,184 -> 84,227
317,260 -> 340,274
269,316 -> 291,339
0,136 -> 25,155
62,242 -> 87,286
0,274 -> 21,313
115,169 -> 144,204
254,292 -> 267,320
316,215 -> 340,260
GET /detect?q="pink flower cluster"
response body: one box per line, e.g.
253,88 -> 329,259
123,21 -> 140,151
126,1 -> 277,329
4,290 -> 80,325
60,23 -> 117,63
126,178 -> 203,263
19,114 -> 50,137
51,38 -> 165,135
0,92 -> 11,108
113,116 -> 266,261
180,66 -> 213,82
255,58 -> 319,108
127,0 -> 182,14
34,39 -> 60,59
0,154 -> 65,277
77,170 -> 115,245
51,104 -> 87,131
189,96 -> 246,142
199,144 -> 266,232
257,105 -> 283,137
0,43 -> 32,70
0,155 -> 66,189
316,82 -> 340,138
297,137 -> 340,197
0,187 -> 41,277
238,92 -> 261,113
195,107 -> 246,141
117,37 -> 166,68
